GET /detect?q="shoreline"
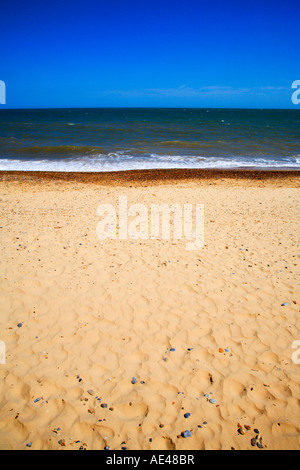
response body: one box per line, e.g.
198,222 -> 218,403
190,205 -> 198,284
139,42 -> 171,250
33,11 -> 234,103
1,168 -> 300,186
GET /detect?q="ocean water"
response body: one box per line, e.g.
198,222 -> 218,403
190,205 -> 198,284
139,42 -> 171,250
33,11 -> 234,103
0,108 -> 299,171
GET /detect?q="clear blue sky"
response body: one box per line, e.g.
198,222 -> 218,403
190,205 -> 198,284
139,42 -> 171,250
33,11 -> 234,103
0,0 -> 299,108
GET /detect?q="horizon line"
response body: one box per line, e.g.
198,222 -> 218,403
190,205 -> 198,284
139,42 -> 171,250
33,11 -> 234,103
0,106 -> 299,111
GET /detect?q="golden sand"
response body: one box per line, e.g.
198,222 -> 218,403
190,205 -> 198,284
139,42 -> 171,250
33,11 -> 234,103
0,169 -> 299,450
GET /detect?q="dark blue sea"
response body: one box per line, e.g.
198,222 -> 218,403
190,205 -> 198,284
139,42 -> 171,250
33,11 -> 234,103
0,108 -> 299,171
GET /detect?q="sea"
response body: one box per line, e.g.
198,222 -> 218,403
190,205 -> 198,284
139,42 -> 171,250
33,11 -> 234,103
0,108 -> 299,171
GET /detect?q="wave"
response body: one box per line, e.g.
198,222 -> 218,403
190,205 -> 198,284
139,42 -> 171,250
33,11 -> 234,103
0,153 -> 299,172
160,141 -> 213,148
6,144 -> 106,158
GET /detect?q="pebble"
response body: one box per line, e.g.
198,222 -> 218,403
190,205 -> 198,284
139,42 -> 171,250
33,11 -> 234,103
184,413 -> 191,419
87,389 -> 94,396
131,377 -> 137,384
281,302 -> 289,306
26,442 -> 32,448
17,323 -> 23,328
182,430 -> 192,438
170,348 -> 176,352
34,397 -> 41,403
51,427 -> 61,433
209,398 -> 217,404
101,403 -> 108,408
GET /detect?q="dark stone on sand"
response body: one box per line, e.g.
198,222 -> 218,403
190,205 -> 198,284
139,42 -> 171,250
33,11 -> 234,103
181,430 -> 192,438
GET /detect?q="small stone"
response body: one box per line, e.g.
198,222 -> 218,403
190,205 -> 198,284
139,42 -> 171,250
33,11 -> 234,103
170,348 -> 176,352
257,441 -> 263,449
131,377 -> 137,384
26,442 -> 32,448
184,413 -> 191,419
17,323 -> 23,328
51,427 -> 61,434
219,348 -> 224,353
87,389 -> 94,396
209,398 -> 217,404
254,428 -> 260,434
101,403 -> 108,408
281,302 -> 289,306
58,439 -> 65,446
181,430 -> 192,438
238,427 -> 246,435
251,437 -> 257,447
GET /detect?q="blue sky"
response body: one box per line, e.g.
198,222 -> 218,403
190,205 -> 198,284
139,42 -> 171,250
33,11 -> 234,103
0,0 -> 299,108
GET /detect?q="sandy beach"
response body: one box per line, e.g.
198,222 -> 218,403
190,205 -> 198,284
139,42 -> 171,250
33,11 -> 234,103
0,169 -> 299,450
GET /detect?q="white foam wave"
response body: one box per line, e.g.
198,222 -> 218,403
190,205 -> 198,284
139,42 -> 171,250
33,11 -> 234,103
0,153 -> 299,172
